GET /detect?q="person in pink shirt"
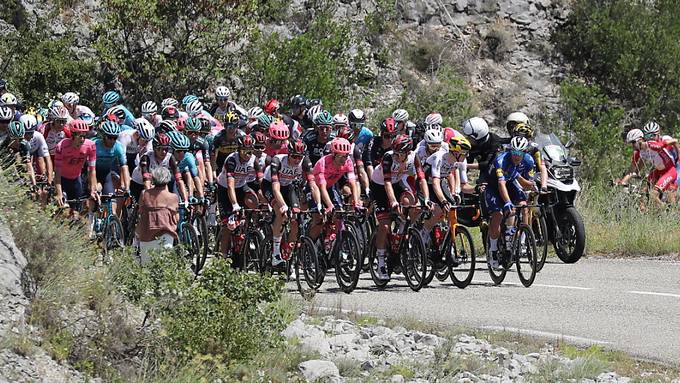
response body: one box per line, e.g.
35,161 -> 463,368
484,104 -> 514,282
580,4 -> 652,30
54,119 -> 98,215
308,137 -> 362,241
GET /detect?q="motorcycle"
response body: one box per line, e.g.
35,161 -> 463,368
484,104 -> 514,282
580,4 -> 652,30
534,133 -> 586,263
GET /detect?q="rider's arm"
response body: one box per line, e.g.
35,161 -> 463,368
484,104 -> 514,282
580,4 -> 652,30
354,146 -> 370,195
382,154 -> 398,208
303,157 -> 321,207
269,157 -> 286,208
140,154 -> 152,190
415,156 -> 429,202
202,143 -> 215,184
498,179 -> 511,204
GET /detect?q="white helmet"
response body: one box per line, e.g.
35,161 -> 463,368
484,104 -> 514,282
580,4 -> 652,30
333,113 -> 349,126
186,100 -> 203,117
307,105 -> 322,121
424,113 -> 443,128
626,129 -> 643,143
1,93 -> 17,106
506,111 -> 529,125
77,106 -> 96,126
20,114 -> 38,132
61,92 -> 79,105
161,97 -> 179,108
642,121 -> 660,135
134,118 -> 156,140
510,136 -> 530,152
424,128 -> 443,144
141,101 -> 158,114
215,86 -> 231,99
392,108 -> 409,122
461,117 -> 489,141
0,106 -> 14,121
247,106 -> 263,120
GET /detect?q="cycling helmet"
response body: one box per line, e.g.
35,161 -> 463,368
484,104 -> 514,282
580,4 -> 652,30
185,117 -> 202,132
247,106 -> 264,120
264,98 -> 280,115
0,106 -> 13,121
253,131 -> 268,148
181,95 -> 199,106
269,120 -> 290,140
1,93 -> 17,106
392,108 -> 409,122
642,121 -> 660,135
61,92 -> 79,105
19,114 -> 38,132
158,120 -> 178,133
141,101 -> 158,114
336,125 -> 355,142
237,134 -> 254,149
199,117 -> 212,133
448,136 -> 472,152
100,121 -> 121,136
506,111 -> 530,135
626,129 -> 643,144
154,132 -> 171,147
49,106 -> 70,121
330,137 -> 352,155
176,117 -> 188,131
392,134 -> 412,152
161,97 -> 179,108
290,95 -> 307,108
68,119 -> 90,134
424,113 -> 443,128
224,111 -> 240,128
288,139 -> 307,155
36,107 -> 49,122
134,118 -> 156,140
509,136 -> 530,152
348,109 -> 366,125
333,113 -> 349,127
161,105 -> 179,120
380,117 -> 397,135
102,91 -> 121,105
307,105 -> 323,121
168,131 -> 190,150
513,123 -> 534,138
77,106 -> 96,126
257,114 -> 274,131
424,128 -> 443,144
107,105 -> 127,121
461,117 -> 489,141
313,110 -> 333,126
186,100 -> 203,117
8,121 -> 25,138
215,86 -> 231,99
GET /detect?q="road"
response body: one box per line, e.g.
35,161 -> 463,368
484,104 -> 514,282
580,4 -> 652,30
291,257 -> 680,365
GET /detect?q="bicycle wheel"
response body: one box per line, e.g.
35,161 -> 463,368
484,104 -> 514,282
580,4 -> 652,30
125,204 -> 138,246
531,210 -> 548,272
294,235 -> 321,294
514,223 -> 538,287
103,215 -> 125,257
334,225 -> 362,294
487,234 -> 507,286
191,214 -> 209,272
449,226 -> 476,289
367,232 -> 389,289
401,227 -> 427,292
180,223 -> 201,275
242,230 -> 263,273
259,225 -> 274,275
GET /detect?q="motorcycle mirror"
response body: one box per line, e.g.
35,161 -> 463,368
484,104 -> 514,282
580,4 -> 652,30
565,140 -> 575,149
569,157 -> 582,166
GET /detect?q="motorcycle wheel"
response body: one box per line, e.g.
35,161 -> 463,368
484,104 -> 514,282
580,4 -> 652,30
554,207 -> 586,263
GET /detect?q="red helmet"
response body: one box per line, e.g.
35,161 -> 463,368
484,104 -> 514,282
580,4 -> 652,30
391,134 -> 412,153
175,117 -> 186,131
380,117 -> 397,135
269,120 -> 290,140
253,131 -> 267,147
288,139 -> 307,155
69,119 -> 90,134
336,125 -> 355,142
238,134 -> 254,148
330,137 -> 351,155
154,132 -> 171,147
264,98 -> 280,115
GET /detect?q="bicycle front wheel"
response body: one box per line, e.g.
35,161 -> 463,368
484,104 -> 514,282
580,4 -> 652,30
103,215 -> 125,258
192,214 -> 210,272
401,228 -> 427,292
514,223 -> 538,287
294,235 -> 321,294
449,226 -> 476,289
334,225 -> 362,294
179,223 -> 201,275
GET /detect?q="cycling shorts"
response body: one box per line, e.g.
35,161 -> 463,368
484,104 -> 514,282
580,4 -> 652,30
310,184 -> 343,210
217,184 -> 255,222
484,180 -> 527,213
370,180 -> 410,213
96,170 -> 119,195
61,176 -> 85,210
261,179 -> 300,209
426,179 -> 457,207
649,167 -> 678,192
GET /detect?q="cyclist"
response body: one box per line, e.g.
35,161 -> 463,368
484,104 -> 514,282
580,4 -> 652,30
168,131 -> 204,202
20,114 -> 53,186
334,125 -> 370,199
0,93 -> 22,121
364,117 -> 397,179
39,106 -> 72,156
212,111 -> 244,170
101,91 -> 135,127
304,110 -> 334,164
510,122 -> 548,193
61,92 -> 83,120
141,101 -> 162,127
130,132 -> 188,203
0,106 -> 13,143
348,109 -> 373,149
95,121 -> 130,198
246,106 -> 264,133
263,139 -> 320,266
370,134 -> 428,280
266,120 -> 290,156
392,109 -> 410,134
462,116 -> 509,185
485,136 -> 536,270
209,86 -> 247,122
118,118 -> 154,167
185,117 -> 215,188
161,105 -> 180,121
0,121 -> 34,184
54,119 -> 98,215
290,95 -> 309,130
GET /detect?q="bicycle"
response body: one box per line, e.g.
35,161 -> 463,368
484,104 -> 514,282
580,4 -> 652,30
527,191 -> 549,272
223,207 -> 270,272
289,210 -> 322,296
92,193 -> 126,260
187,198 -> 210,272
177,201 -> 202,275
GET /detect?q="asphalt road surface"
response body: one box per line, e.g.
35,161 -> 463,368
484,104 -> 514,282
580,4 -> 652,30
291,257 -> 680,365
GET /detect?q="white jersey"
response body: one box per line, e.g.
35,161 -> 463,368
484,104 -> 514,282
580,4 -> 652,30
415,140 -> 448,165
371,150 -> 416,186
424,150 -> 468,192
263,154 -> 313,187
118,129 -> 140,154
45,129 -> 66,155
131,151 -> 172,184
217,152 -> 258,188
29,131 -> 49,157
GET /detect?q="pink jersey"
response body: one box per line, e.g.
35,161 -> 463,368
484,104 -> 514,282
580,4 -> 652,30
54,138 -> 96,179
633,140 -> 675,171
313,154 -> 356,187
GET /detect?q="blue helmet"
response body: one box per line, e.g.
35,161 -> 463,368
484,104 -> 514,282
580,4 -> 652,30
102,91 -> 121,105
167,131 -> 191,150
100,120 -> 121,136
181,95 -> 199,106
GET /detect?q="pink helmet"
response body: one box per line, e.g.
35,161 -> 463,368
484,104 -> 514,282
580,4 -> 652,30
330,137 -> 351,155
269,120 -> 290,140
443,127 -> 462,143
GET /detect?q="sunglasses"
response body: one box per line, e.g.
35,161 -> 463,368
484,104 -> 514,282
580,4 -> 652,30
270,139 -> 285,144
239,149 -> 253,155
318,125 -> 332,130
350,123 -> 365,129
334,154 -> 349,160
427,144 -> 440,151
290,154 -> 303,160
174,149 -> 186,154
254,145 -> 266,151
72,133 -> 85,139
142,112 -> 156,118
155,146 -> 170,151
105,134 -> 119,140
383,133 -> 394,139
54,119 -> 67,124
510,150 -> 524,157
217,97 -> 229,102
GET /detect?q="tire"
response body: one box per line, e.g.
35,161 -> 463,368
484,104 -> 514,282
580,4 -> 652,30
242,230 -> 263,273
179,223 -> 201,275
553,207 -> 586,264
334,226 -> 362,294
487,231 -> 507,286
191,214 -> 209,272
103,215 -> 125,257
449,226 -> 476,289
514,224 -> 538,287
260,226 -> 274,275
401,227 -> 427,292
368,233 -> 389,289
294,236 -> 321,294
531,210 -> 549,272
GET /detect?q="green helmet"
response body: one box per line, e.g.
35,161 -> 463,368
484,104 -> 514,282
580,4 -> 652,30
186,117 -> 202,132
314,110 -> 333,126
100,121 -> 121,136
8,121 -> 25,138
168,131 -> 191,150
257,114 -> 274,131
102,90 -> 121,105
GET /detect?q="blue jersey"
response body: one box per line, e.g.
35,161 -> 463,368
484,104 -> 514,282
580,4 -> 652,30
177,152 -> 199,178
488,151 -> 535,185
356,127 -> 374,148
94,139 -> 127,174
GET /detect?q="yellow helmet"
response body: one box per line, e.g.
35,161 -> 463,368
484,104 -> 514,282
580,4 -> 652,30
224,111 -> 239,127
448,136 -> 471,152
513,123 -> 534,138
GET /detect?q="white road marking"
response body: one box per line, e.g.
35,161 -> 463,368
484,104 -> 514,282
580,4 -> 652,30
480,326 -> 610,345
628,290 -> 680,298
472,280 -> 592,290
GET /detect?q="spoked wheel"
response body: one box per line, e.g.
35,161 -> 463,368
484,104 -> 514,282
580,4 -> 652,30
294,235 -> 321,295
334,226 -> 362,294
435,264 -> 450,281
191,214 -> 210,273
179,223 -> 201,275
243,231 -> 264,273
368,233 -> 388,289
103,215 -> 125,260
123,204 -> 138,246
448,226 -> 476,289
259,226 -> 274,275
482,225 -> 507,285
401,228 -> 427,292
554,207 -> 586,264
514,223 -> 538,287
531,210 -> 548,272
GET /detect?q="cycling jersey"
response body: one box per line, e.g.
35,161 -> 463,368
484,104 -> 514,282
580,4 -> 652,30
423,150 -> 468,185
313,154 -> 356,187
131,151 -> 181,185
212,129 -> 244,169
264,154 -> 314,186
632,140 -> 676,171
370,150 -> 423,186
177,152 -> 199,178
210,101 -> 247,122
303,131 -> 330,165
364,136 -> 391,168
488,151 -> 535,184
217,152 -> 262,188
39,122 -> 72,155
54,138 -> 96,179
28,131 -> 49,158
355,126 -> 374,148
414,140 -> 449,164
94,139 -> 127,175
467,132 -> 510,184
189,136 -> 211,164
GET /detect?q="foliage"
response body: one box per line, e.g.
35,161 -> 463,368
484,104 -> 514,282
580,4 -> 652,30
554,0 -> 680,129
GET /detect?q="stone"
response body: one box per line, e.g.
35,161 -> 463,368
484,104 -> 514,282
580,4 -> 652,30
329,333 -> 358,350
298,360 -> 339,382
301,334 -> 331,356
390,374 -> 405,383
454,0 -> 468,12
361,360 -> 376,371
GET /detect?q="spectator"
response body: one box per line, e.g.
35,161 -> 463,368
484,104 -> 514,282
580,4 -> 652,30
136,167 -> 179,264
